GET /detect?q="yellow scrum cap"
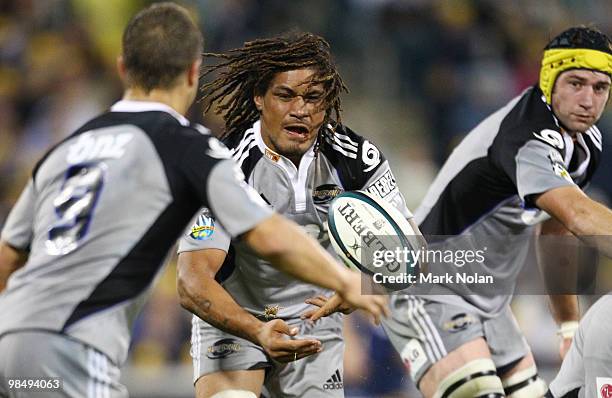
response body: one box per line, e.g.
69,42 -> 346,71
539,48 -> 612,104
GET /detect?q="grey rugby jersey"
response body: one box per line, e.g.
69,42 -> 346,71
179,120 -> 411,321
0,100 -> 272,365
413,86 -> 602,316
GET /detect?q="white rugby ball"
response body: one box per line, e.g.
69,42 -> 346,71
327,190 -> 421,290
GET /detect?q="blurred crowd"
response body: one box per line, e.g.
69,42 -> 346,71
2,1 -> 612,397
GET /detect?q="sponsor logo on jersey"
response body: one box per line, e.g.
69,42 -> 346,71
67,132 -> 133,164
401,339 -> 427,378
189,209 -> 215,240
533,129 -> 564,149
264,148 -> 281,162
362,140 -> 381,172
322,369 -> 344,390
443,313 -> 477,332
366,170 -> 397,198
548,149 -> 564,165
313,184 -> 343,204
206,338 -> 241,359
597,378 -> 612,398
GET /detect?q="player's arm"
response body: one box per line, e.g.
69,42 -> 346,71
241,213 -> 388,324
184,136 -> 388,322
535,217 -> 580,359
0,241 -> 28,293
0,179 -> 36,293
535,185 -> 612,257
177,248 -> 321,362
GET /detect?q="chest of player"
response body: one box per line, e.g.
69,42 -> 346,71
246,155 -> 345,235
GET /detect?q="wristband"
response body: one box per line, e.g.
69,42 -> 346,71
557,321 -> 579,339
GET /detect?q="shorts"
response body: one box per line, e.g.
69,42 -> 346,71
0,330 -> 127,398
382,295 -> 529,384
190,315 -> 345,398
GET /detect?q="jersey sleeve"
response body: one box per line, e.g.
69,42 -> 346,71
361,160 -> 413,219
180,134 -> 274,238
322,124 -> 388,188
1,179 -> 36,250
491,125 -> 575,209
177,207 -> 231,254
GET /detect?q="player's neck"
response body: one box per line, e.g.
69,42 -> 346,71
122,86 -> 190,116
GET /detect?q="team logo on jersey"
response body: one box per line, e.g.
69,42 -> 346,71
263,304 -> 281,320
597,378 -> 612,398
322,370 -> 344,390
206,338 -> 241,359
443,313 -> 477,332
533,129 -> 565,149
362,140 -> 381,172
366,170 -> 398,198
547,149 -> 573,183
189,209 -> 215,240
552,163 -> 573,183
313,184 -> 343,204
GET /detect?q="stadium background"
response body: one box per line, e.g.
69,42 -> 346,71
1,0 -> 611,397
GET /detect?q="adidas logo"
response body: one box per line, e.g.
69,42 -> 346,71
323,369 -> 344,390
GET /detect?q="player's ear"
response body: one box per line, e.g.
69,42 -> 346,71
116,56 -> 127,82
187,58 -> 201,87
253,95 -> 263,113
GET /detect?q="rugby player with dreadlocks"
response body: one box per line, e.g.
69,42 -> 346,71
175,32 -> 416,398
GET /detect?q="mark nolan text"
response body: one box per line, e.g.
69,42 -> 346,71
373,272 -> 494,285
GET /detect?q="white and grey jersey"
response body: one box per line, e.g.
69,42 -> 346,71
414,86 -> 602,316
0,100 -> 272,366
178,120 -> 411,321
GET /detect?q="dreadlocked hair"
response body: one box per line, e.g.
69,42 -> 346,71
200,32 -> 348,140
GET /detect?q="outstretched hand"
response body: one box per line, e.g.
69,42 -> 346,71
301,294 -> 355,321
255,319 -> 322,363
335,272 -> 390,325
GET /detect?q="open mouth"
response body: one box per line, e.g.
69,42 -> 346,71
284,125 -> 310,137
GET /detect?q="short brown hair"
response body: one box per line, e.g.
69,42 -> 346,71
122,2 -> 203,92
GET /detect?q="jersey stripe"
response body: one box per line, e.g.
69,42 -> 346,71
333,130 -> 359,147
329,134 -> 358,153
232,130 -> 256,158
324,136 -> 357,159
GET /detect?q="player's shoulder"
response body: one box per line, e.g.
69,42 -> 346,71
492,87 -> 567,155
584,125 -> 603,153
221,127 -> 262,178
320,123 -> 384,161
320,123 -> 388,190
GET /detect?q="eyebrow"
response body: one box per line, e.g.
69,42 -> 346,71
273,85 -> 325,94
565,73 -> 611,85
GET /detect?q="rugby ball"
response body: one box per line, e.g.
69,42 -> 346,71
327,190 -> 421,290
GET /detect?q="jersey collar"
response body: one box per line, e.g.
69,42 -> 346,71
110,100 -> 190,126
251,120 -> 316,167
